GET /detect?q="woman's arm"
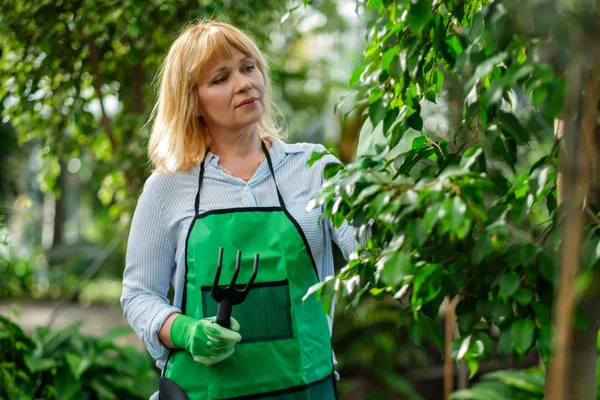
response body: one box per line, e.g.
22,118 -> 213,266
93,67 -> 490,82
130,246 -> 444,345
158,313 -> 179,348
328,219 -> 360,261
312,146 -> 362,261
120,176 -> 181,359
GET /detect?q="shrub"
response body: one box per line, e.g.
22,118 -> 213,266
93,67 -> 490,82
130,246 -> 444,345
0,313 -> 159,399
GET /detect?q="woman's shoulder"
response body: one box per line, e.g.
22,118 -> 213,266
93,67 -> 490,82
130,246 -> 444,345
141,168 -> 197,198
272,137 -> 326,155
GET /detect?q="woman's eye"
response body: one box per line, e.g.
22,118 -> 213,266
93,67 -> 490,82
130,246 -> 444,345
214,76 -> 227,84
245,65 -> 255,72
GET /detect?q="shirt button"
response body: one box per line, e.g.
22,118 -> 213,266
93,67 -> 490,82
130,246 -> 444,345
243,186 -> 249,192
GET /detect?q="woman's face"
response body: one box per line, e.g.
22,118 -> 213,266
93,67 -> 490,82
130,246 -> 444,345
196,47 -> 265,135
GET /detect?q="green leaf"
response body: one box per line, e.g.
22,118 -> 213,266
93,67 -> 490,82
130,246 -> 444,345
529,165 -> 551,198
483,369 -> 545,394
411,263 -> 443,310
513,287 -> 533,306
381,45 -> 400,71
408,317 -> 422,347
383,107 -> 400,136
407,0 -> 433,36
24,355 -> 56,373
473,332 -> 493,359
457,313 -> 475,336
348,282 -> 372,310
547,192 -> 557,214
510,319 -> 535,354
357,119 -> 387,158
411,135 -> 428,149
406,218 -> 427,247
538,325 -> 552,365
581,236 -> 600,270
307,150 -> 330,167
498,111 -> 530,143
407,112 -> 424,131
466,52 -> 508,89
369,98 -> 387,125
492,135 -> 516,170
472,234 -> 493,264
302,276 -> 334,302
367,0 -> 384,11
453,335 -> 472,360
467,359 -> 479,378
499,272 -> 520,299
498,329 -> 511,355
491,300 -> 512,327
380,251 -> 414,287
422,202 -> 442,235
349,65 -> 366,87
451,196 -> 467,231
422,317 -> 444,356
65,352 -> 91,380
450,383 -> 517,400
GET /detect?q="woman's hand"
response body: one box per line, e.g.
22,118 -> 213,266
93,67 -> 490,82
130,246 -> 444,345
168,314 -> 242,366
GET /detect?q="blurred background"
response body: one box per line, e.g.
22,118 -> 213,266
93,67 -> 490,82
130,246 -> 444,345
2,0 -> 596,399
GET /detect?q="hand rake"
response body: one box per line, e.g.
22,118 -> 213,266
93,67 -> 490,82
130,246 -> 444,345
212,247 -> 259,329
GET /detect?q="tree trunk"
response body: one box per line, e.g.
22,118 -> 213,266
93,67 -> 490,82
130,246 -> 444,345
545,25 -> 600,398
444,296 -> 457,398
51,158 -> 67,248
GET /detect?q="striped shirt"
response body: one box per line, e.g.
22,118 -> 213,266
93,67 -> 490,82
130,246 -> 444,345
120,137 -> 358,375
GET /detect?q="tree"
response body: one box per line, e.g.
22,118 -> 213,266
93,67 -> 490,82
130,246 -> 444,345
309,0 -> 600,397
0,0 -> 290,227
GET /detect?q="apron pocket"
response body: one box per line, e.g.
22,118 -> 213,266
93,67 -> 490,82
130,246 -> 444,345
201,279 -> 293,343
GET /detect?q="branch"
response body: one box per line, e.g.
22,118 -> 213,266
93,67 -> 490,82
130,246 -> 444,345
86,37 -> 117,151
586,206 -> 600,226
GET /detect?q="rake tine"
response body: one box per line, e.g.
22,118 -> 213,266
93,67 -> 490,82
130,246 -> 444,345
229,250 -> 242,286
243,254 -> 259,292
212,248 -> 224,294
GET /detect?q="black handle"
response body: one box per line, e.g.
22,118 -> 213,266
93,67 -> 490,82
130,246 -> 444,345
215,297 -> 233,328
159,377 -> 190,400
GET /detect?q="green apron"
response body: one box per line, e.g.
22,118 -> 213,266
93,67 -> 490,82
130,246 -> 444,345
163,141 -> 337,399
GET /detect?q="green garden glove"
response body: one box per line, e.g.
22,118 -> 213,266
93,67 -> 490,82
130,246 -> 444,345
170,315 -> 242,366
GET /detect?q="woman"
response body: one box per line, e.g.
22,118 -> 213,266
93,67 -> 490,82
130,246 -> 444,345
121,20 -> 357,400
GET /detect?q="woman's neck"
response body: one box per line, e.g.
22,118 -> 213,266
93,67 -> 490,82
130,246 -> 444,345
208,126 -> 263,161
208,125 -> 271,182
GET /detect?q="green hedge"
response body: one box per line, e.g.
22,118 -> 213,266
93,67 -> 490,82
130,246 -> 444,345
0,313 -> 158,399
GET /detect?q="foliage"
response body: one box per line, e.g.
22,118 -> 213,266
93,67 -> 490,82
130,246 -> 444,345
453,328 -> 600,399
0,219 -> 81,301
79,278 -> 123,306
449,368 -> 545,400
333,297 -> 425,399
0,1 -> 289,219
0,313 -> 158,400
308,0 -> 600,380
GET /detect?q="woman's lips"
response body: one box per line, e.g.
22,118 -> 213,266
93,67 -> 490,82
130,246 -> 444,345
236,97 -> 258,108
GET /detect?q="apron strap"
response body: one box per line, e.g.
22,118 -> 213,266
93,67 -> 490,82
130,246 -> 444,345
262,139 -> 286,209
194,139 -> 286,216
194,152 -> 208,216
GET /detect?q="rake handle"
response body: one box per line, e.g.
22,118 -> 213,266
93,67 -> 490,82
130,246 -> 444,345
215,297 -> 233,329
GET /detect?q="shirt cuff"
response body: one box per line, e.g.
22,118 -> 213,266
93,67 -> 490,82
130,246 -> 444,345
146,304 -> 181,360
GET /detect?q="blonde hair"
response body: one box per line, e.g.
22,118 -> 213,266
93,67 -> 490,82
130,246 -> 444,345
147,19 -> 283,172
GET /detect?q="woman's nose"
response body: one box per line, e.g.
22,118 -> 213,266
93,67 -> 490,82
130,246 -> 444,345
233,71 -> 252,92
